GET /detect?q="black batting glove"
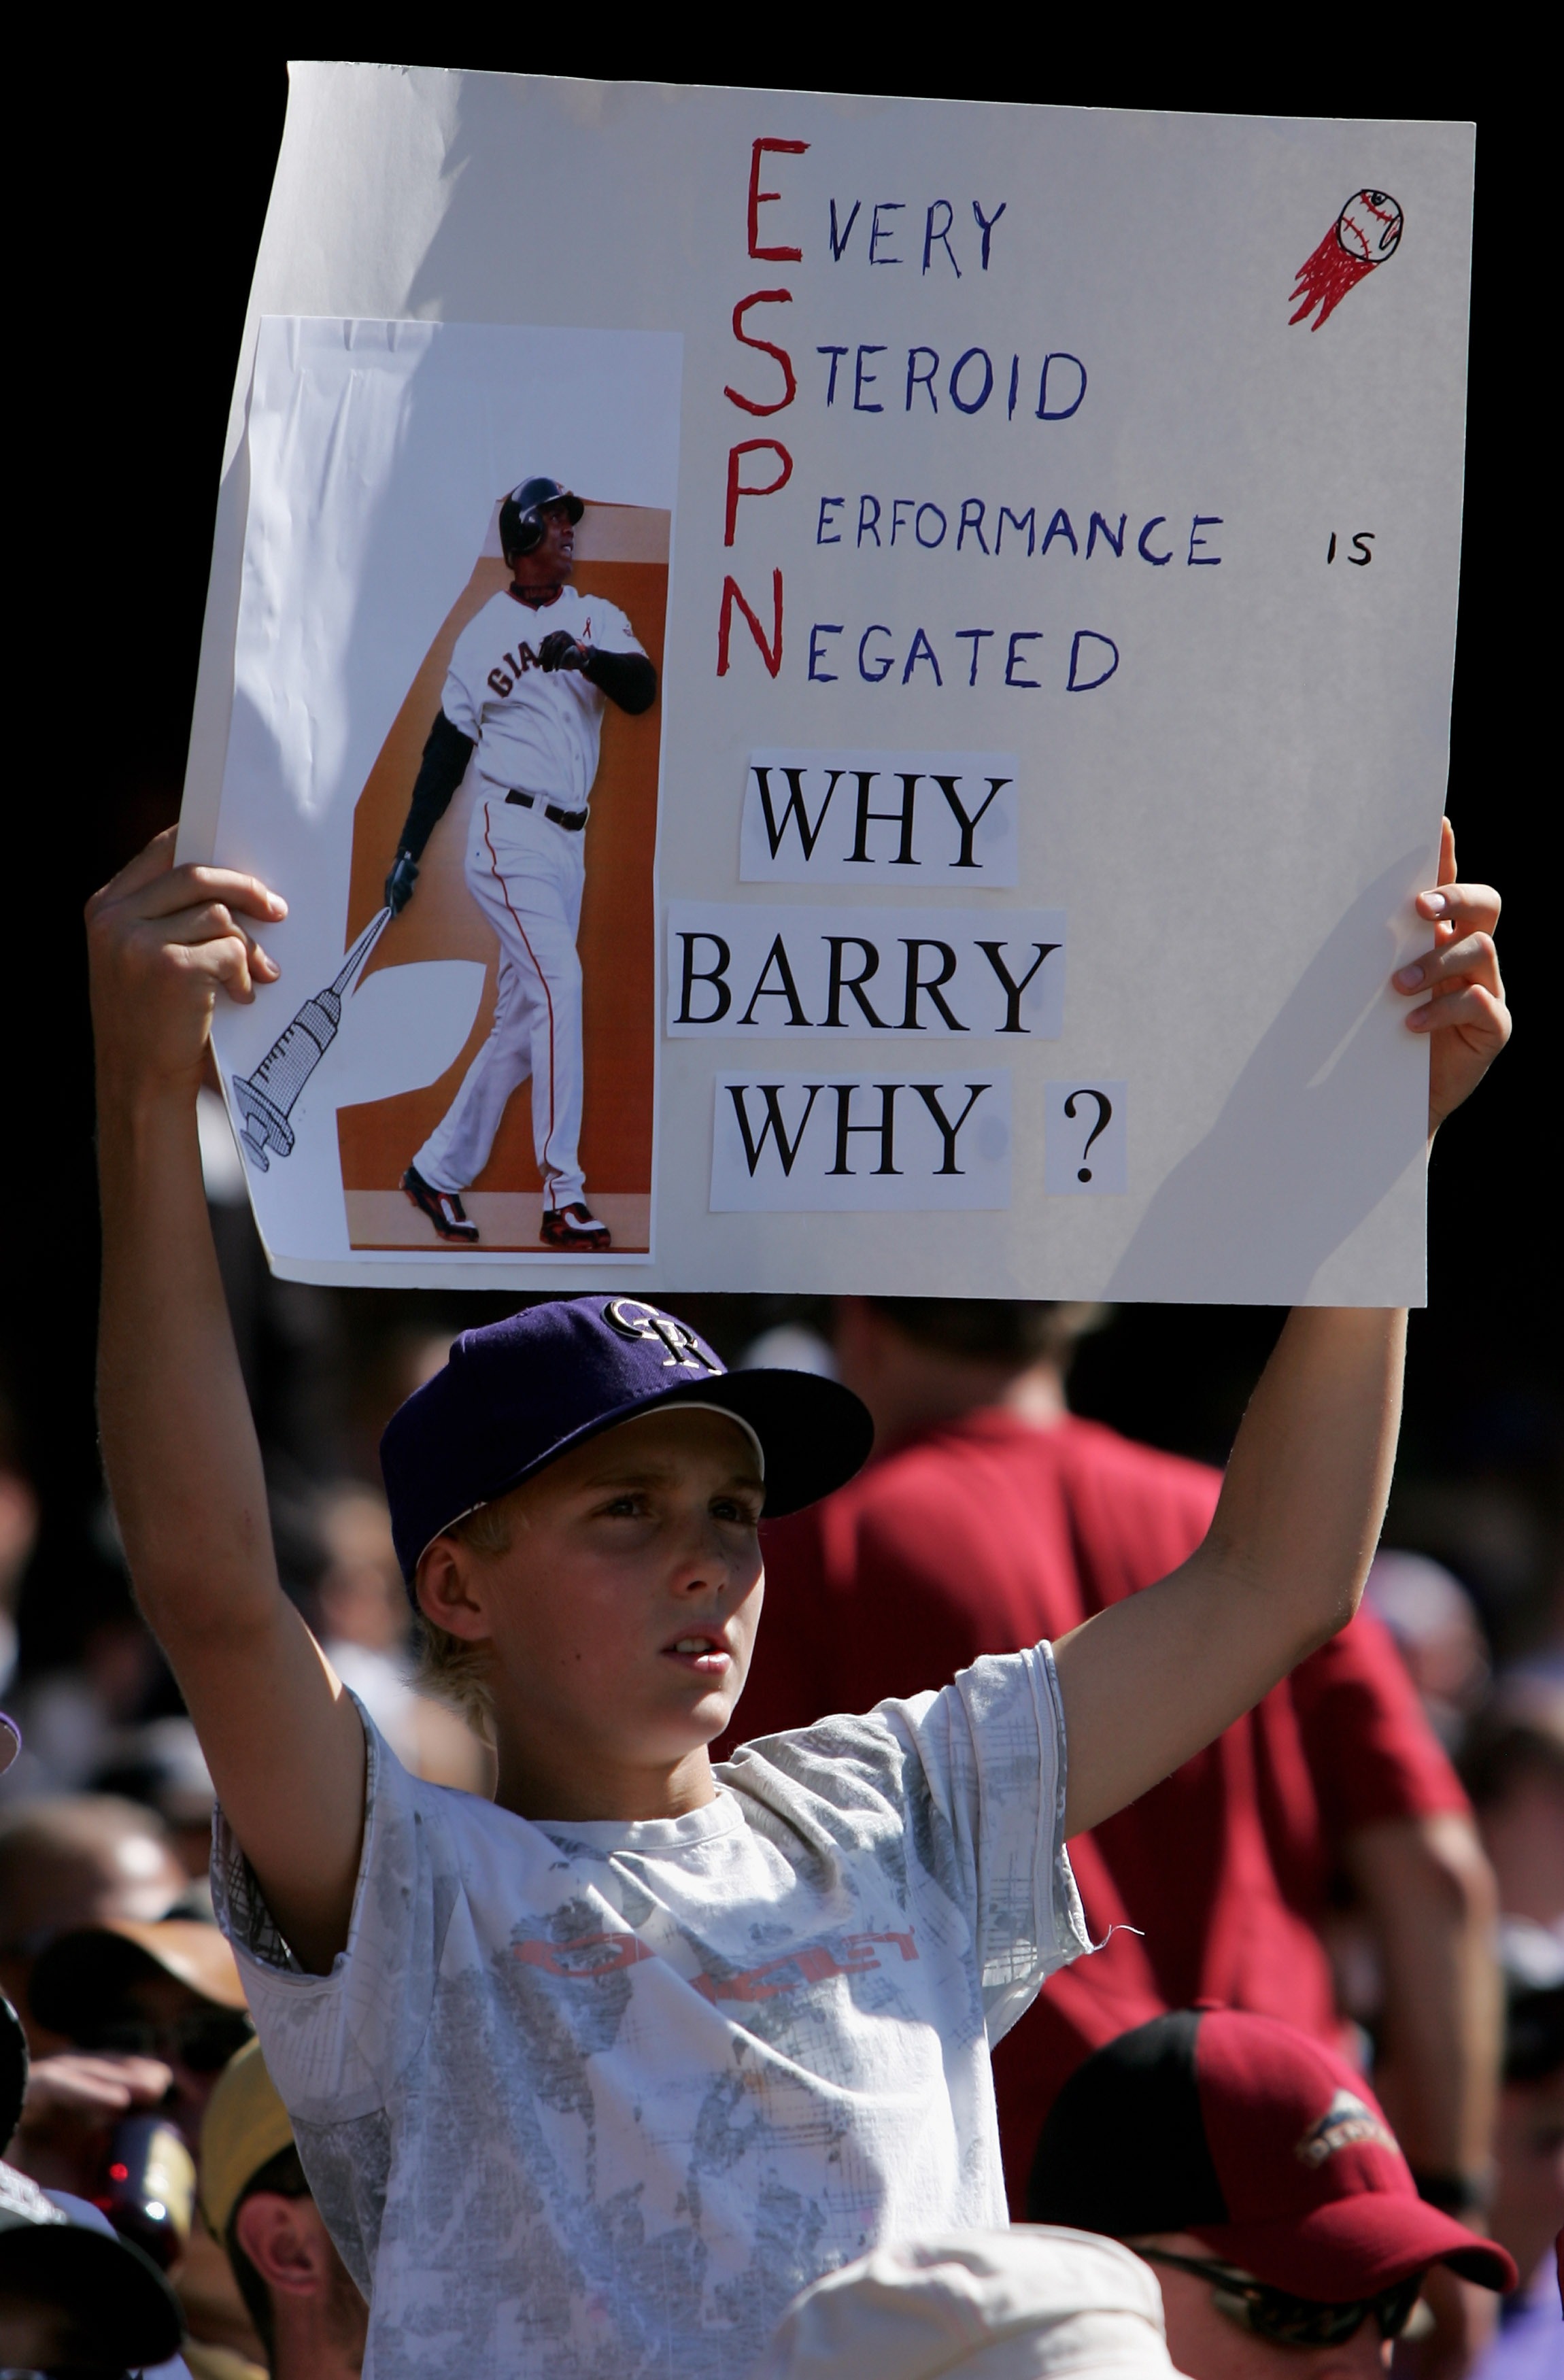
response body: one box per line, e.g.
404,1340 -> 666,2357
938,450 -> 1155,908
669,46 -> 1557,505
537,629 -> 588,673
385,850 -> 420,914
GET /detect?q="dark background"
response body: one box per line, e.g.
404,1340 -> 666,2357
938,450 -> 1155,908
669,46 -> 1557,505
10,54 -> 1554,1682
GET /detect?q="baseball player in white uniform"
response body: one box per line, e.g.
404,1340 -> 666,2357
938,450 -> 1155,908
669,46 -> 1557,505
384,478 -> 657,1251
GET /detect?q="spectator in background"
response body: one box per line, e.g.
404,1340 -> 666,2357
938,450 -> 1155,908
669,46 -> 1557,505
1461,1684 -> 1564,1956
18,1916 -> 264,2376
736,1297 -> 1503,2368
754,2228 -> 1187,2379
0,1583 -> 173,1799
1366,1552 -> 1492,1754
1027,2008 -> 1515,2380
95,1716 -> 220,1882
313,1480 -> 494,1797
201,2039 -> 367,2379
1460,1684 -> 1564,2377
25,1918 -> 251,2156
0,1401 -> 38,1703
1469,1935 -> 1563,2379
1,1990 -> 188,2378
0,1795 -> 188,2052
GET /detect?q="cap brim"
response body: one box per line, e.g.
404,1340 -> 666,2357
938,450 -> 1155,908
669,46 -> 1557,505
462,1368 -> 870,1534
662,1370 -> 873,1518
1193,2195 -> 1516,2300
29,1919 -> 248,2036
0,2220 -> 185,2365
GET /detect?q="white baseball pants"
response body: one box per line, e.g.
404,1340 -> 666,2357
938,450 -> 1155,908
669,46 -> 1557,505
415,793 -> 587,1208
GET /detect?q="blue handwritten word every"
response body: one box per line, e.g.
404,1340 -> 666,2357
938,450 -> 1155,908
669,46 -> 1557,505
817,499 -> 1224,566
816,346 -> 1086,420
806,624 -> 1120,691
826,199 -> 1008,274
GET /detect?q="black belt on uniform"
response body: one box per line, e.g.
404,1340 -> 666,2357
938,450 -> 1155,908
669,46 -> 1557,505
505,789 -> 587,832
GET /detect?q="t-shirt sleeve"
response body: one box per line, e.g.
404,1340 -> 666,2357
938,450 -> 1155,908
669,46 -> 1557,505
881,1644 -> 1091,2041
210,1703 -> 455,2126
441,628 -> 483,741
583,598 -> 644,656
1288,1605 -> 1470,1840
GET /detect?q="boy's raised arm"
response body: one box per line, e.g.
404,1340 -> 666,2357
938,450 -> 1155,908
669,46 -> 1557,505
1055,826 -> 1510,1838
90,832 -> 365,1973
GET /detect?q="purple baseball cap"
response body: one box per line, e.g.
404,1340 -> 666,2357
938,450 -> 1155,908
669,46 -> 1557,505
379,1296 -> 873,1582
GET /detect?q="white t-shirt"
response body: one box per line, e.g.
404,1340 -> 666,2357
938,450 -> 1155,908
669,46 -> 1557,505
443,585 -> 645,812
214,1648 -> 1089,2380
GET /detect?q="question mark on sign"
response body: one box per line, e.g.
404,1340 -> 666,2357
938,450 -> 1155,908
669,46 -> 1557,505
1064,1088 -> 1113,1182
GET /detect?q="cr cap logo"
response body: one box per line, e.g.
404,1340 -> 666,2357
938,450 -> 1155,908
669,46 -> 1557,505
1294,2088 -> 1400,2170
602,1299 -> 718,1373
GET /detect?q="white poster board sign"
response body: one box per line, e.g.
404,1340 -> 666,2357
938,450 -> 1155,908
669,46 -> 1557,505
188,64 -> 1474,1299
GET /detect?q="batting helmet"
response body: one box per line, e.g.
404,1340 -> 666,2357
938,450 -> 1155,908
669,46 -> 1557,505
499,476 -> 585,560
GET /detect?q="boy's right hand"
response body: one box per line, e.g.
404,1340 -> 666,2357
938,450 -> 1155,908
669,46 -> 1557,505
86,828 -> 288,1102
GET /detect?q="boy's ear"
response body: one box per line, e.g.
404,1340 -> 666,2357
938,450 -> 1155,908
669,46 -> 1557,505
415,1539 -> 491,1642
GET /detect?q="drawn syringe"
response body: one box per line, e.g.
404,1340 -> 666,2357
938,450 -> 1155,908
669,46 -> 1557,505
231,906 -> 392,1172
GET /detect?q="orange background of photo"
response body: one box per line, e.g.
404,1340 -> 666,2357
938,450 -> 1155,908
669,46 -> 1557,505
337,503 -> 665,1249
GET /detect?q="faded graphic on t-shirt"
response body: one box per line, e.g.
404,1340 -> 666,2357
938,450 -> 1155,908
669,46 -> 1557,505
215,1648 -> 1088,2379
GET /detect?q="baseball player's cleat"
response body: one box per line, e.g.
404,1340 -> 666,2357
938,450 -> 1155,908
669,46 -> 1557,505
540,1202 -> 613,1251
402,1166 -> 480,1244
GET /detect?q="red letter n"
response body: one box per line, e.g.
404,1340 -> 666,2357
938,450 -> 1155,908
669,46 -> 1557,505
717,571 -> 783,679
749,138 -> 809,260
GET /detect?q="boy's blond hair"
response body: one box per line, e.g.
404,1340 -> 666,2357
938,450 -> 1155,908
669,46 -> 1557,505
411,1503 -> 510,1732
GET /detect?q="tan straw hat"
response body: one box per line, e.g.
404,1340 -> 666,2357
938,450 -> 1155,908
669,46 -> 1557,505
752,2228 -> 1189,2380
199,2039 -> 296,2240
28,1918 -> 248,2041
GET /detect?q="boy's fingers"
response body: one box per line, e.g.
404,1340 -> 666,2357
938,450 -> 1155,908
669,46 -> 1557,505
1395,931 -> 1502,998
88,826 -> 179,912
1414,880 -> 1501,932
1437,815 -> 1457,885
1407,983 -> 1511,1040
127,864 -> 288,925
167,927 -> 260,1005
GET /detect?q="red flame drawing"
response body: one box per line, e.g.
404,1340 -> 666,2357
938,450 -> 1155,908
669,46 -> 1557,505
1291,189 -> 1404,330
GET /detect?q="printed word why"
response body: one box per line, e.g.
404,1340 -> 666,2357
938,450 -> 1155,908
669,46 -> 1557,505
740,750 -> 1021,885
711,1072 -> 1013,1212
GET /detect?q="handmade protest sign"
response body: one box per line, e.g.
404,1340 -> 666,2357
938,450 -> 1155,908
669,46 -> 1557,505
188,65 -> 1473,1297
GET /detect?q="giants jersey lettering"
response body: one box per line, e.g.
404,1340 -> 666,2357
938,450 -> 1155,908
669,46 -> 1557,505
443,585 -> 644,811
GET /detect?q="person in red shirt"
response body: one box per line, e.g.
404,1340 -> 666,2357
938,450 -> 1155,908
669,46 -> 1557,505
731,1297 -> 1501,2262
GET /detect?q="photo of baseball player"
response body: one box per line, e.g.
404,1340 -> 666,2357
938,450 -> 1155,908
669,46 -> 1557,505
383,477 -> 658,1252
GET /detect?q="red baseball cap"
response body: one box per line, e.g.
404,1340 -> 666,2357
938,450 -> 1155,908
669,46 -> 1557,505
1028,2009 -> 1516,2302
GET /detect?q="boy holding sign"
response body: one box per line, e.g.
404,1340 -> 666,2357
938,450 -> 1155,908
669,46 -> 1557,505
87,825 -> 1507,2375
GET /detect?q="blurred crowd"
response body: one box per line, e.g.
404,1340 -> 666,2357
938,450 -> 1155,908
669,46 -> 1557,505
0,1120 -> 1558,2375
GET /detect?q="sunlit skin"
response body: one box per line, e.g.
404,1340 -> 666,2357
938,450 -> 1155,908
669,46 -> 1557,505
1135,2234 -> 1402,2378
507,503 -> 577,605
233,2191 -> 369,2379
415,1406 -> 766,1822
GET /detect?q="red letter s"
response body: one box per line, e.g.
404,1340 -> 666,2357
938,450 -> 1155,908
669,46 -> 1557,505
725,291 -> 797,416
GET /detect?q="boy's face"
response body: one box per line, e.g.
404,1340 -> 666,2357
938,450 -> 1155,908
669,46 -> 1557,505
418,1407 -> 766,1816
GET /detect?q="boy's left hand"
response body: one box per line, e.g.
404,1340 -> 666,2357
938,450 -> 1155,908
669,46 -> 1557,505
1395,819 -> 1510,1135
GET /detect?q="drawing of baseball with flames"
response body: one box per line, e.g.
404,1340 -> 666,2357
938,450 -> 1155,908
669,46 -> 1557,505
1291,189 -> 1404,330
